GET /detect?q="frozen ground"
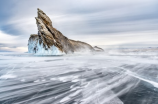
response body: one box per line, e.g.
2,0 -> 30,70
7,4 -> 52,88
1,49 -> 158,104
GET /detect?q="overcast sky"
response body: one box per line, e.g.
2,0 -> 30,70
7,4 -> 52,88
0,0 -> 158,52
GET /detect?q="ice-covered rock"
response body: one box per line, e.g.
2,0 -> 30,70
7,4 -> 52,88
28,8 -> 104,55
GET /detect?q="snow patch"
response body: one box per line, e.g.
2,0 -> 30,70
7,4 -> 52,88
0,74 -> 17,79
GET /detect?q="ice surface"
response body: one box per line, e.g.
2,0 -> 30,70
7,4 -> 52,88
0,74 -> 17,79
28,39 -> 64,55
0,49 -> 158,104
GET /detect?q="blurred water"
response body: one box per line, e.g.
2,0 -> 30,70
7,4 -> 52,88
0,50 -> 158,104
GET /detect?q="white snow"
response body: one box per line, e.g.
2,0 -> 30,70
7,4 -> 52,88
1,49 -> 158,103
60,97 -> 71,103
0,74 -> 17,79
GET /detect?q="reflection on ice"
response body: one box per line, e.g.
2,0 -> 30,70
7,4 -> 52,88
0,49 -> 158,104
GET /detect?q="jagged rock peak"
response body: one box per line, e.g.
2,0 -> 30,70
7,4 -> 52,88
28,8 -> 104,55
37,8 -> 53,27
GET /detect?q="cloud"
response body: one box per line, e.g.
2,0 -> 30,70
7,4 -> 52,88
71,30 -> 158,46
0,30 -> 27,52
0,0 -> 158,52
3,0 -> 158,36
0,30 -> 17,43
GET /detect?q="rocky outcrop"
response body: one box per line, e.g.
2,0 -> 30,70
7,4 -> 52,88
28,8 -> 104,55
94,46 -> 104,52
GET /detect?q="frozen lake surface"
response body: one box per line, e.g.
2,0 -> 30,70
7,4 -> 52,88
0,50 -> 158,104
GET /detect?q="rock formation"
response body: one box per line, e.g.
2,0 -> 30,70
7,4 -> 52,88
28,8 -> 104,55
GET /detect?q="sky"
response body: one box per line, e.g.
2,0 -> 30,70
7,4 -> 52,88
0,0 -> 158,52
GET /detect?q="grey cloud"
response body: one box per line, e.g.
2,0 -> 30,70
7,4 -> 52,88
0,43 -> 17,48
0,0 -> 158,50
1,0 -> 158,36
1,24 -> 22,36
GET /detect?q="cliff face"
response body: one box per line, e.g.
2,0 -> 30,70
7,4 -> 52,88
28,8 -> 103,55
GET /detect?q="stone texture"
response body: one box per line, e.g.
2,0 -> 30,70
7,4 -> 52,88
28,8 -> 104,54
